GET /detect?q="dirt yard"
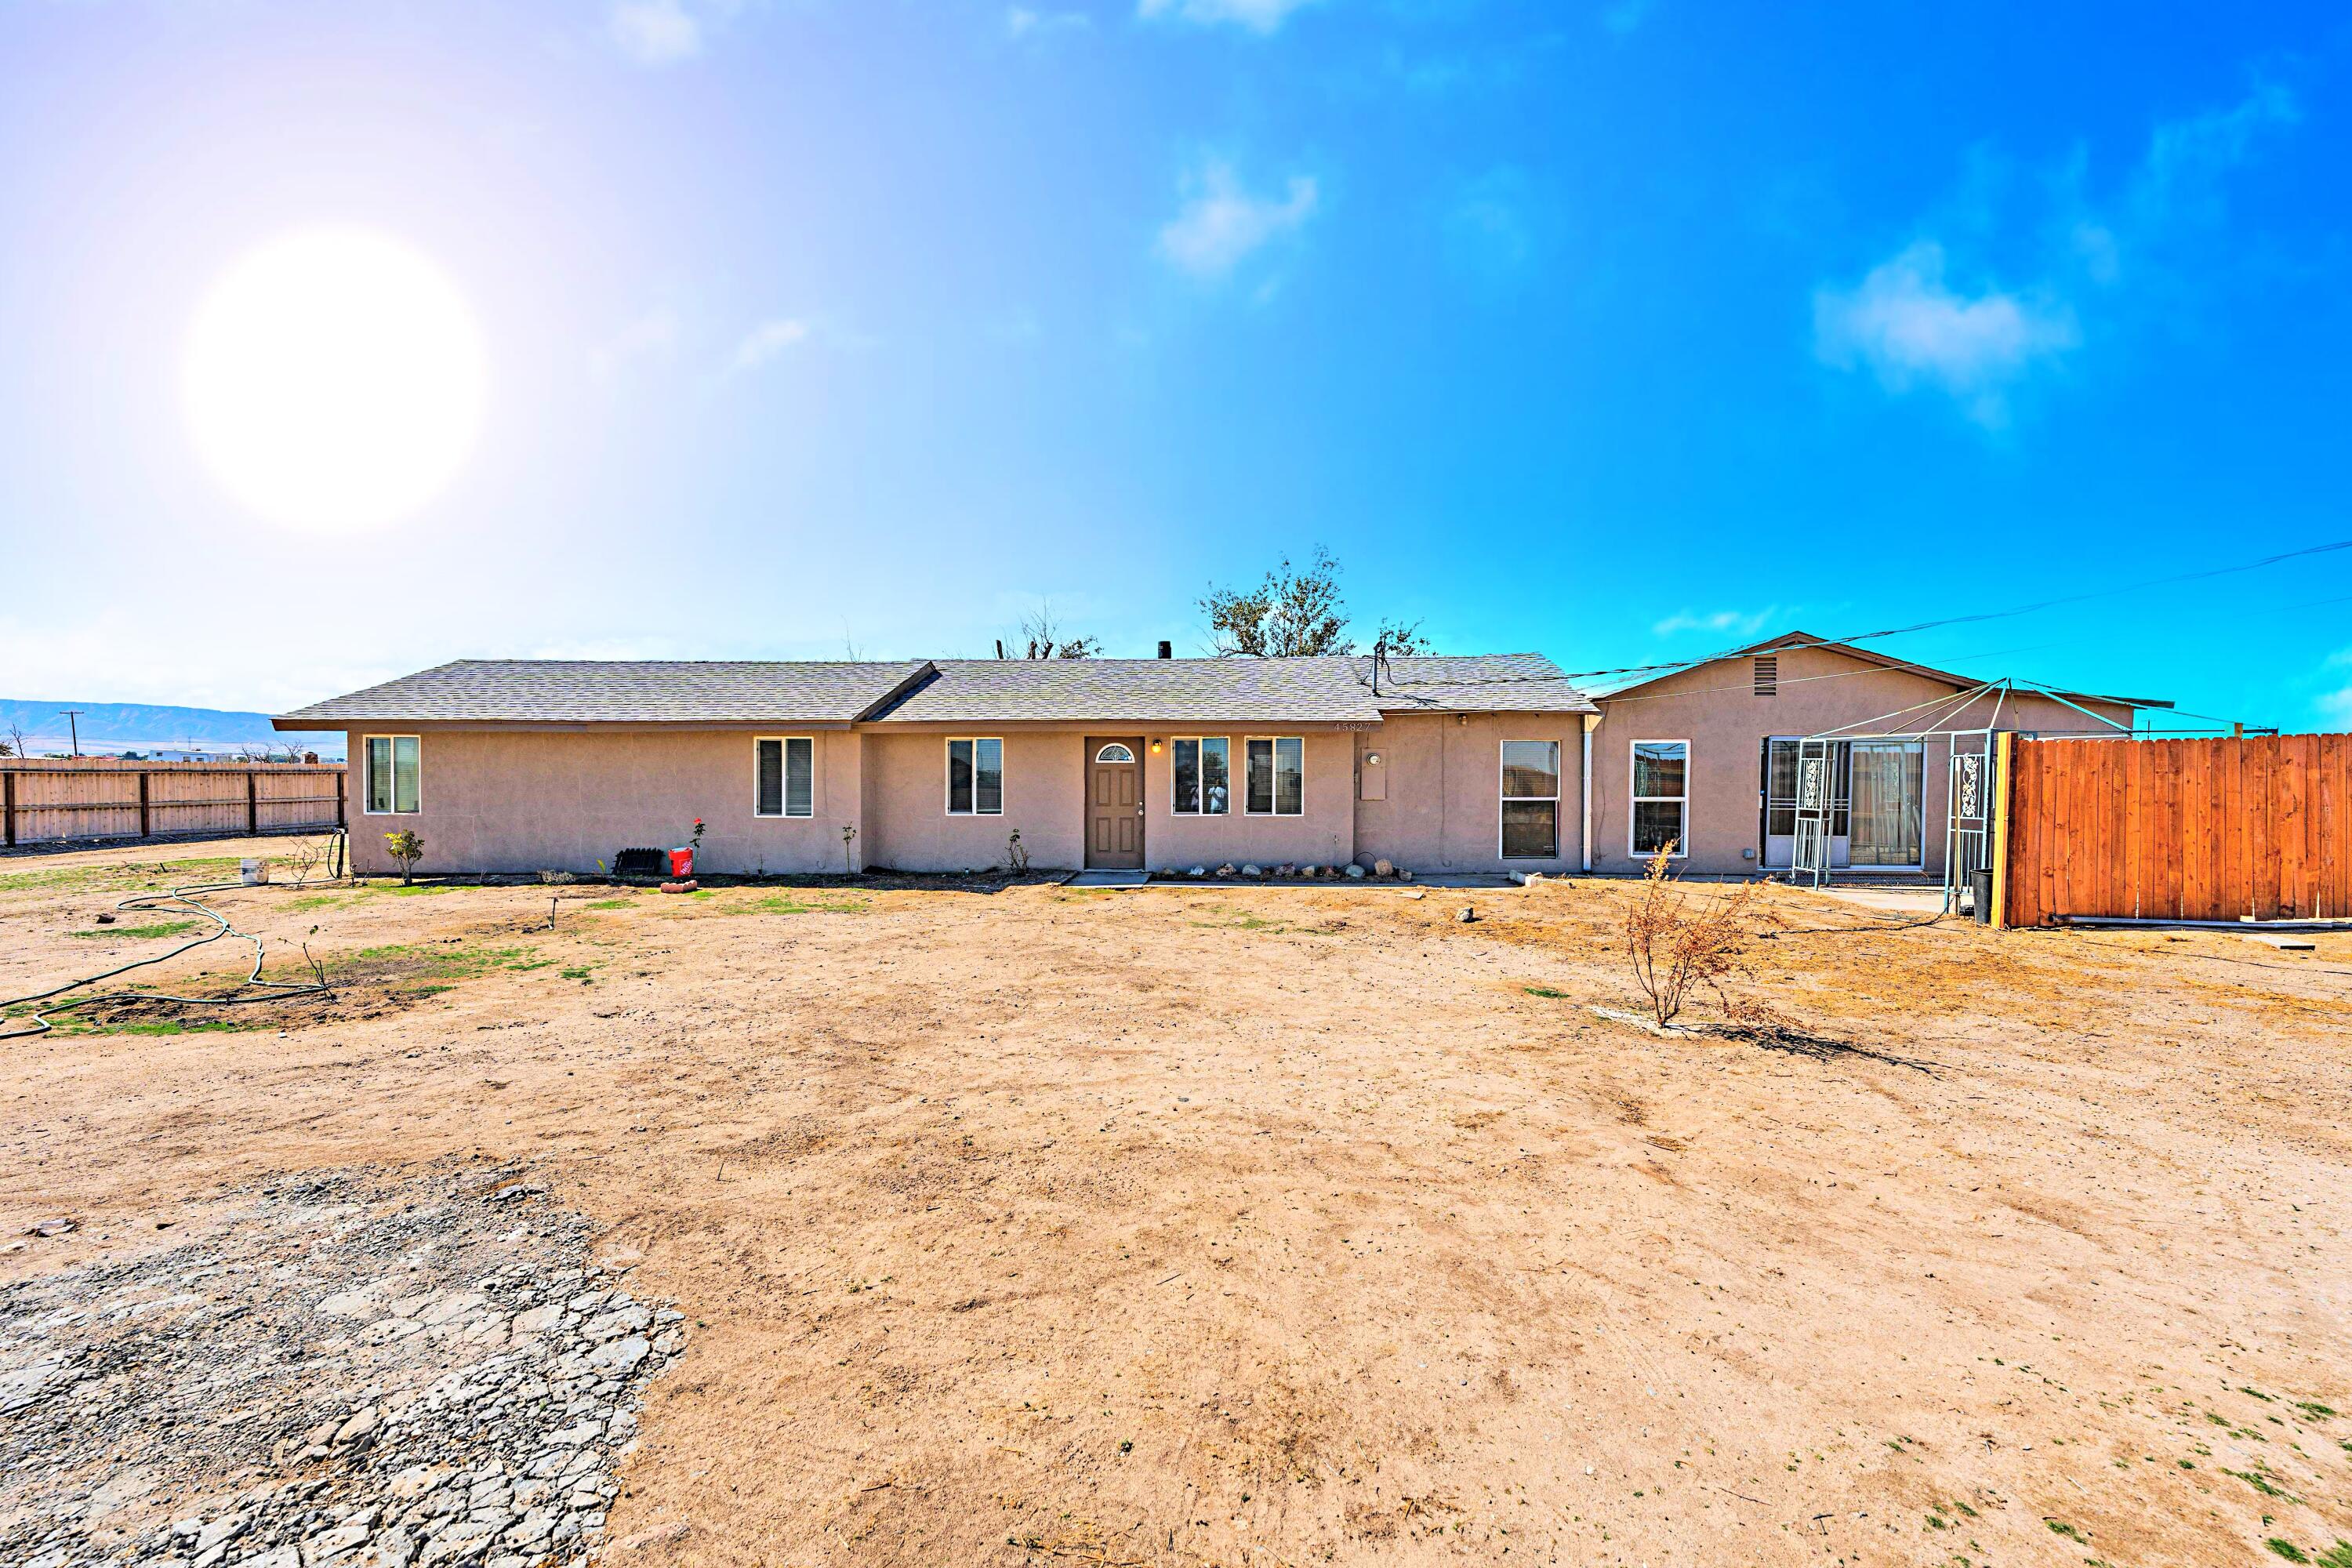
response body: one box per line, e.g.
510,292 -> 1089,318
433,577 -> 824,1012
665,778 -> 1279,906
4,838 -> 2350,1567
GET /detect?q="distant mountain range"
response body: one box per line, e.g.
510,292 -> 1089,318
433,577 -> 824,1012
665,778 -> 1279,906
0,699 -> 343,760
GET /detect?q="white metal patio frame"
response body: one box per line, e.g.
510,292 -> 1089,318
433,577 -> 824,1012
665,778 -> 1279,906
1788,677 -> 2136,913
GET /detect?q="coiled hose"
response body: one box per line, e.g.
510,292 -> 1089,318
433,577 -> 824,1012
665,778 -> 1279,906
0,879 -> 332,1043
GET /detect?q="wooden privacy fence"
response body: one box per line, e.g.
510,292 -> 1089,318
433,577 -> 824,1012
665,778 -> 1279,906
1999,733 -> 2352,925
0,760 -> 347,849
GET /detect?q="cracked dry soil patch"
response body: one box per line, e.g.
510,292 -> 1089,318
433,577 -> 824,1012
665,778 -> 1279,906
0,1167 -> 684,1568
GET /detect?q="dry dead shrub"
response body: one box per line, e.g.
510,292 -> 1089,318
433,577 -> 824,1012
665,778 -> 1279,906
279,836 -> 331,888
1623,841 -> 1774,1028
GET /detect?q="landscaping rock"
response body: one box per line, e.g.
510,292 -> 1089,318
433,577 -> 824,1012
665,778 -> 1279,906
1345,865 -> 1367,880
1373,858 -> 1395,878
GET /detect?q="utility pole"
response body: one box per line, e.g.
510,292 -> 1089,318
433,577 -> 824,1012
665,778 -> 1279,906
60,710 -> 83,759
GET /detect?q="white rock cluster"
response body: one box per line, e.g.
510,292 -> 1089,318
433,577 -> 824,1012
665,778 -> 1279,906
0,1170 -> 683,1568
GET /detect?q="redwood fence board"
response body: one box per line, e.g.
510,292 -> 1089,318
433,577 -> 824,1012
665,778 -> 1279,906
0,760 -> 345,849
2003,735 -> 2350,925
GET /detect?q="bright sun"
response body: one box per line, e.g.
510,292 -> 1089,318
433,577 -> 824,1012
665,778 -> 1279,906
184,229 -> 488,533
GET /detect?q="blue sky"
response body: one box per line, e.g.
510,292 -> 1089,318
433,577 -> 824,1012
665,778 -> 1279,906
1,0 -> 2347,729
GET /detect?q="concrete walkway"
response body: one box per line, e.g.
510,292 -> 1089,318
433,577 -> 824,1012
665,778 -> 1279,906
1061,869 -> 1519,891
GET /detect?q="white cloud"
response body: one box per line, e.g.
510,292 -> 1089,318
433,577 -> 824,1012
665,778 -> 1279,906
1007,6 -> 1093,38
1156,160 -> 1319,279
1813,241 -> 2076,426
607,0 -> 702,65
1653,607 -> 1783,638
1138,0 -> 1320,34
590,306 -> 680,386
731,317 -> 810,370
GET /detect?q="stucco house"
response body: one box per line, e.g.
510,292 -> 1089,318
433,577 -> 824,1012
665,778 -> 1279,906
278,634 -> 2166,880
1584,632 -> 2167,878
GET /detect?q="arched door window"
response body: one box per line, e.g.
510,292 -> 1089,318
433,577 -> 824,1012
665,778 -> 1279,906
1094,743 -> 1135,764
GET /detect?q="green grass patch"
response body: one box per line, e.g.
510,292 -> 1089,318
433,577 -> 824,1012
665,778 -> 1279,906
336,942 -> 544,984
31,1013 -> 260,1037
586,898 -> 636,910
0,856 -> 245,895
70,920 -> 200,941
2269,1542 -> 2310,1564
2295,1402 -> 2336,1421
2314,1541 -> 2352,1568
2224,1468 -> 2303,1503
1523,985 -> 1570,999
691,891 -> 872,916
559,965 -> 597,983
2045,1519 -> 2086,1543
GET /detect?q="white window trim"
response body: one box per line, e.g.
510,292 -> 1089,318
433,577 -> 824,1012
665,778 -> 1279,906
1168,735 -> 1232,816
1628,738 -> 1690,858
361,734 -> 422,816
753,735 -> 817,819
1497,739 -> 1562,860
1242,735 -> 1305,817
944,736 -> 1005,816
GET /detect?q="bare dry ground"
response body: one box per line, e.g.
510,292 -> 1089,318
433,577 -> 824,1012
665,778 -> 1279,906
4,837 -> 2351,1567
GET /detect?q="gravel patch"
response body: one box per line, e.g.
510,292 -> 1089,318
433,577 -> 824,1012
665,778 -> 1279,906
0,1168 -> 684,1568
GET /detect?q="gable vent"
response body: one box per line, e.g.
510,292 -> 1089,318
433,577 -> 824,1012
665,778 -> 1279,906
1753,655 -> 1778,696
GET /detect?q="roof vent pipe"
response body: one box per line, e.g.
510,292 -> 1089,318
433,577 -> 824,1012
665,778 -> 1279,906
1157,641 -> 1172,659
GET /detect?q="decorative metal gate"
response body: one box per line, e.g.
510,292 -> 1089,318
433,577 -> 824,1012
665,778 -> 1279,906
1943,728 -> 1997,913
1790,737 -> 1835,887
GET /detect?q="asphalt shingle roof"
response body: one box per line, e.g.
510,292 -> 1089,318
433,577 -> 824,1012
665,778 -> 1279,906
869,654 -> 1593,723
275,659 -> 935,725
873,658 -> 1385,724
1356,653 -> 1598,714
278,653 -> 1596,728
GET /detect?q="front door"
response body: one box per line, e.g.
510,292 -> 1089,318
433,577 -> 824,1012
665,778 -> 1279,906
1086,737 -> 1145,869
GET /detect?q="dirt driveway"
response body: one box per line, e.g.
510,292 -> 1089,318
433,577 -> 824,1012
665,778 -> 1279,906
4,839 -> 2350,1566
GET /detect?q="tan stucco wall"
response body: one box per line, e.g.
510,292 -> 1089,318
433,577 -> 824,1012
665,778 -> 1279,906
343,725 -> 862,877
1354,712 -> 1588,873
859,729 -> 1085,873
1143,729 -> 1357,872
1587,648 -> 2136,877
860,726 -> 1359,873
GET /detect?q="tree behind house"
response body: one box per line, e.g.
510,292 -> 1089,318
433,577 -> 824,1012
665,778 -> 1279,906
1199,546 -> 1431,658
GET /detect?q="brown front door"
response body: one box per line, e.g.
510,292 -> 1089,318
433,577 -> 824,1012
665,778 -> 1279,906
1086,736 -> 1145,869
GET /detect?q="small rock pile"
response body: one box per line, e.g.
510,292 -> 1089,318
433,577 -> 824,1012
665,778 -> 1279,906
0,1169 -> 684,1568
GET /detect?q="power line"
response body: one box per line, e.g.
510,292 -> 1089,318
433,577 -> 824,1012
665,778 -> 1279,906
1562,535 -> 2352,687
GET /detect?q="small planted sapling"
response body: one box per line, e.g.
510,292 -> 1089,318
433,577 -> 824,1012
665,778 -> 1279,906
383,829 -> 425,886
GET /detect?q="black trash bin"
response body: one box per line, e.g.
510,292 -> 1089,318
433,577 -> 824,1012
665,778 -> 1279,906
1970,867 -> 1994,924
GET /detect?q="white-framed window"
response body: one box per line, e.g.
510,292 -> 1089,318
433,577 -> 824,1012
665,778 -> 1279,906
946,737 -> 1004,815
362,735 -> 421,815
1171,737 -> 1230,815
1499,739 -> 1559,858
755,736 -> 815,818
1243,737 -> 1305,815
1630,739 -> 1689,856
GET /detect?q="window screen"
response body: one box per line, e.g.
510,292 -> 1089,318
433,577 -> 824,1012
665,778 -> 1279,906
367,736 -> 419,814
1632,741 -> 1687,855
948,739 -> 1003,815
758,738 -> 814,817
1245,738 -> 1303,815
1500,740 -> 1559,858
1172,737 -> 1230,815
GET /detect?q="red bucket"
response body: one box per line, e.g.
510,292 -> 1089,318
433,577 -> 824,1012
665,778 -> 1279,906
669,847 -> 695,878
